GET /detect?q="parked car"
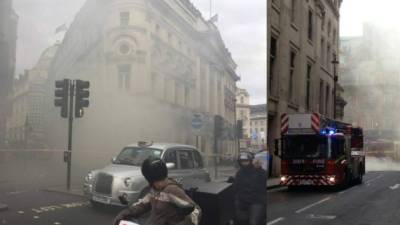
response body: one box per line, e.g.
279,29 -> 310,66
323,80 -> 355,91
83,142 -> 211,206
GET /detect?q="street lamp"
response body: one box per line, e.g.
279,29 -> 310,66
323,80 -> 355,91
331,56 -> 339,119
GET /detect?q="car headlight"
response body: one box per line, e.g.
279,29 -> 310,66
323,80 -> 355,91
124,178 -> 133,187
85,172 -> 93,183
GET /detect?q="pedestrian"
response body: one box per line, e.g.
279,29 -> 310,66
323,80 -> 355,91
233,151 -> 267,225
113,157 -> 201,225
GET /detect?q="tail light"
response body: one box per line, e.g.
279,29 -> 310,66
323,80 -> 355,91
281,160 -> 289,174
326,160 -> 336,174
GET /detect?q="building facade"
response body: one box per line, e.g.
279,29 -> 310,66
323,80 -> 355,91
45,0 -> 239,176
267,0 -> 343,175
6,43 -> 59,148
250,104 -> 267,147
340,23 -> 400,140
0,0 -> 18,147
236,88 -> 250,138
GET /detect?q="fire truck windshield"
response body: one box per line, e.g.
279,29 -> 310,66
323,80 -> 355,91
282,135 -> 328,159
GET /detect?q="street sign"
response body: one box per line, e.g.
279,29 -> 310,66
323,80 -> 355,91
192,114 -> 203,130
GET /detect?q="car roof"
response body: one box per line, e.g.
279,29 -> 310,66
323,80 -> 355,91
124,142 -> 197,151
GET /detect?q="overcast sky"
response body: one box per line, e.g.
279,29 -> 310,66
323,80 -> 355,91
13,0 -> 266,104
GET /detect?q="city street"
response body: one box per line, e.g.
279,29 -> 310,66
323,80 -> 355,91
0,190 -> 125,225
267,171 -> 400,225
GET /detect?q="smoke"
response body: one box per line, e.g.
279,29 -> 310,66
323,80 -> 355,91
366,157 -> 400,171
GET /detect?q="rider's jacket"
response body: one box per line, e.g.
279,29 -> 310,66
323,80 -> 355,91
114,178 -> 201,225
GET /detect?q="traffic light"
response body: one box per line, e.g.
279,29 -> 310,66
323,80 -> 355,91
237,120 -> 243,139
214,115 -> 224,139
54,79 -> 70,118
75,80 -> 90,118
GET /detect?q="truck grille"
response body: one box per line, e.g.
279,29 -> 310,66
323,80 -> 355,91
95,173 -> 113,195
289,163 -> 325,174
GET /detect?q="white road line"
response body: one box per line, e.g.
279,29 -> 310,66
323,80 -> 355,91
365,174 -> 384,184
295,197 -> 331,214
389,184 -> 400,190
307,214 -> 336,220
267,217 -> 285,225
267,186 -> 287,193
338,190 -> 347,195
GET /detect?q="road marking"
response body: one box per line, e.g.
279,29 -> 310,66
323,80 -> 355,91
338,190 -> 347,195
307,214 -> 336,220
267,217 -> 285,225
267,186 -> 287,193
33,216 -> 40,219
295,197 -> 331,214
54,222 -> 61,225
31,201 -> 90,214
365,174 -> 383,184
17,211 -> 24,214
390,184 -> 400,190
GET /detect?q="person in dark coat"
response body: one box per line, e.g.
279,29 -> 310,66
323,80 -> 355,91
113,158 -> 201,225
233,151 -> 267,225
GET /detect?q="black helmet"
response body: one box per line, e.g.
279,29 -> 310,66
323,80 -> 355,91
238,151 -> 254,163
141,157 -> 168,184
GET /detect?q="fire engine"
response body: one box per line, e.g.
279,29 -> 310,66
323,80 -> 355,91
274,113 -> 365,187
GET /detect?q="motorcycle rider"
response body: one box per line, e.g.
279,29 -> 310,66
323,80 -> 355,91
113,157 -> 201,225
233,151 -> 267,225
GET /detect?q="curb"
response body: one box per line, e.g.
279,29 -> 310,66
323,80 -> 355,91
267,184 -> 282,190
42,188 -> 85,197
0,203 -> 8,212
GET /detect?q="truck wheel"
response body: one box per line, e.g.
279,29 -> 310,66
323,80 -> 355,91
355,165 -> 364,184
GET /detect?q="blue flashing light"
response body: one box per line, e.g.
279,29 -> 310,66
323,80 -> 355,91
321,128 -> 337,136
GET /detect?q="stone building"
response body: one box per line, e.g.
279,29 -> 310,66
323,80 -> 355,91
340,23 -> 400,140
236,88 -> 250,138
45,0 -> 239,178
6,43 -> 59,148
250,104 -> 267,147
0,0 -> 18,146
267,0 -> 343,175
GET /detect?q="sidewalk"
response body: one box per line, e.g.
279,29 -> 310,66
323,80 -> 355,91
42,185 -> 84,197
267,178 -> 281,189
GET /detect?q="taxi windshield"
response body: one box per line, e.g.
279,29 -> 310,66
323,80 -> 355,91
114,147 -> 163,166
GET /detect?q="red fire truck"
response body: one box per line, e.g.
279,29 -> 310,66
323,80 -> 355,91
274,113 -> 365,187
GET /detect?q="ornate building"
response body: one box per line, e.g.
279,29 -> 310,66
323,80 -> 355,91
0,0 -> 18,146
46,0 -> 239,175
268,0 -> 344,175
236,88 -> 250,138
6,43 -> 59,148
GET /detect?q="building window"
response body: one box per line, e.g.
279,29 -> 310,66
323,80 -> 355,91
120,12 -> 130,26
306,64 -> 312,110
289,50 -> 296,101
269,36 -> 277,95
118,64 -> 131,90
240,110 -> 244,117
164,77 -> 168,101
184,87 -> 190,107
328,20 -> 332,37
333,29 -> 337,44
291,0 -> 296,23
240,96 -> 244,104
326,44 -> 331,68
308,9 -> 313,41
325,85 -> 330,116
174,81 -> 179,105
319,80 -> 324,114
321,38 -> 325,66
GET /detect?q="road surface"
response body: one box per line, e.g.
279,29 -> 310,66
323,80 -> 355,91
267,171 -> 400,225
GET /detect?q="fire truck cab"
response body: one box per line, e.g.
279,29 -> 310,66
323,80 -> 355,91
275,113 -> 365,187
